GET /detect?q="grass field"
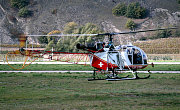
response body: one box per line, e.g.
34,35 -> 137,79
0,64 -> 180,71
0,72 -> 180,110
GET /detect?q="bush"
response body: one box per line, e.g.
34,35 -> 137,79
149,30 -> 172,40
10,0 -> 29,9
18,7 -> 31,17
172,28 -> 180,37
139,36 -> 147,41
125,19 -> 136,30
38,36 -> 48,44
112,3 -> 127,16
125,2 -> 147,19
112,2 -> 147,19
51,9 -> 57,14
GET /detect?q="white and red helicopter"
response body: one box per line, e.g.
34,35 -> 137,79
6,27 -> 177,81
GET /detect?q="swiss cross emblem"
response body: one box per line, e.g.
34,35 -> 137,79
91,56 -> 107,70
98,62 -> 104,67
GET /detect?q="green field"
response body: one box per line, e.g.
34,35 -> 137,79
141,64 -> 180,71
0,72 -> 180,110
0,64 -> 180,71
0,64 -> 94,71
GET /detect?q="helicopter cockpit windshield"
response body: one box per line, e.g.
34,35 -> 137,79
126,46 -> 147,65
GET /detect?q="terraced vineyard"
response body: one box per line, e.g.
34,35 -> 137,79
133,38 -> 180,54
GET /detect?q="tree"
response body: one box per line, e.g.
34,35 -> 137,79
38,36 -> 48,44
18,7 -> 31,17
56,39 -> 64,51
125,2 -> 147,19
178,0 -> 180,4
135,5 -> 146,19
112,2 -> 147,19
46,40 -> 55,51
112,3 -> 127,16
57,22 -> 104,52
45,22 -> 103,52
47,30 -> 61,44
63,22 -> 78,34
10,0 -> 29,9
125,19 -> 136,30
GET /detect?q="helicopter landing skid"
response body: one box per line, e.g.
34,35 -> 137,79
106,71 -> 151,81
88,70 -> 151,81
87,75 -> 130,81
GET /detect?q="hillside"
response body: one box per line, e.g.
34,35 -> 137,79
0,0 -> 180,45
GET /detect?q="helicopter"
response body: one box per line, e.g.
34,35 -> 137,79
5,27 -> 177,81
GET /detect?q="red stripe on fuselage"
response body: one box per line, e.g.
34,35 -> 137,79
124,65 -> 148,70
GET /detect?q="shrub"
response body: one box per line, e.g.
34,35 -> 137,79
112,3 -> 127,16
162,56 -> 172,60
125,19 -> 136,30
149,30 -> 172,40
112,2 -> 147,19
18,7 -> 31,17
38,36 -> 48,44
172,28 -> 180,37
51,9 -> 57,14
140,36 -> 147,41
10,0 -> 29,9
125,2 -> 147,19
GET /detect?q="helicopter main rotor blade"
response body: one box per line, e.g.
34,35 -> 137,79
26,34 -> 99,37
112,27 -> 178,35
24,27 -> 177,37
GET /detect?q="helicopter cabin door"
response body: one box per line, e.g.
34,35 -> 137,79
132,48 -> 143,64
108,52 -> 124,70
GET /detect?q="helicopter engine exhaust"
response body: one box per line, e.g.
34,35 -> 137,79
76,43 -> 99,52
76,43 -> 86,49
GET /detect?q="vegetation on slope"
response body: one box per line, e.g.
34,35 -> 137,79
125,19 -> 137,30
10,0 -> 29,9
18,7 -> 31,17
10,0 -> 31,18
140,28 -> 180,41
112,2 -> 147,19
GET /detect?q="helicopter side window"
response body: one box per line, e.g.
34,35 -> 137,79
133,49 -> 142,64
144,56 -> 147,64
96,42 -> 105,50
142,51 -> 148,64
